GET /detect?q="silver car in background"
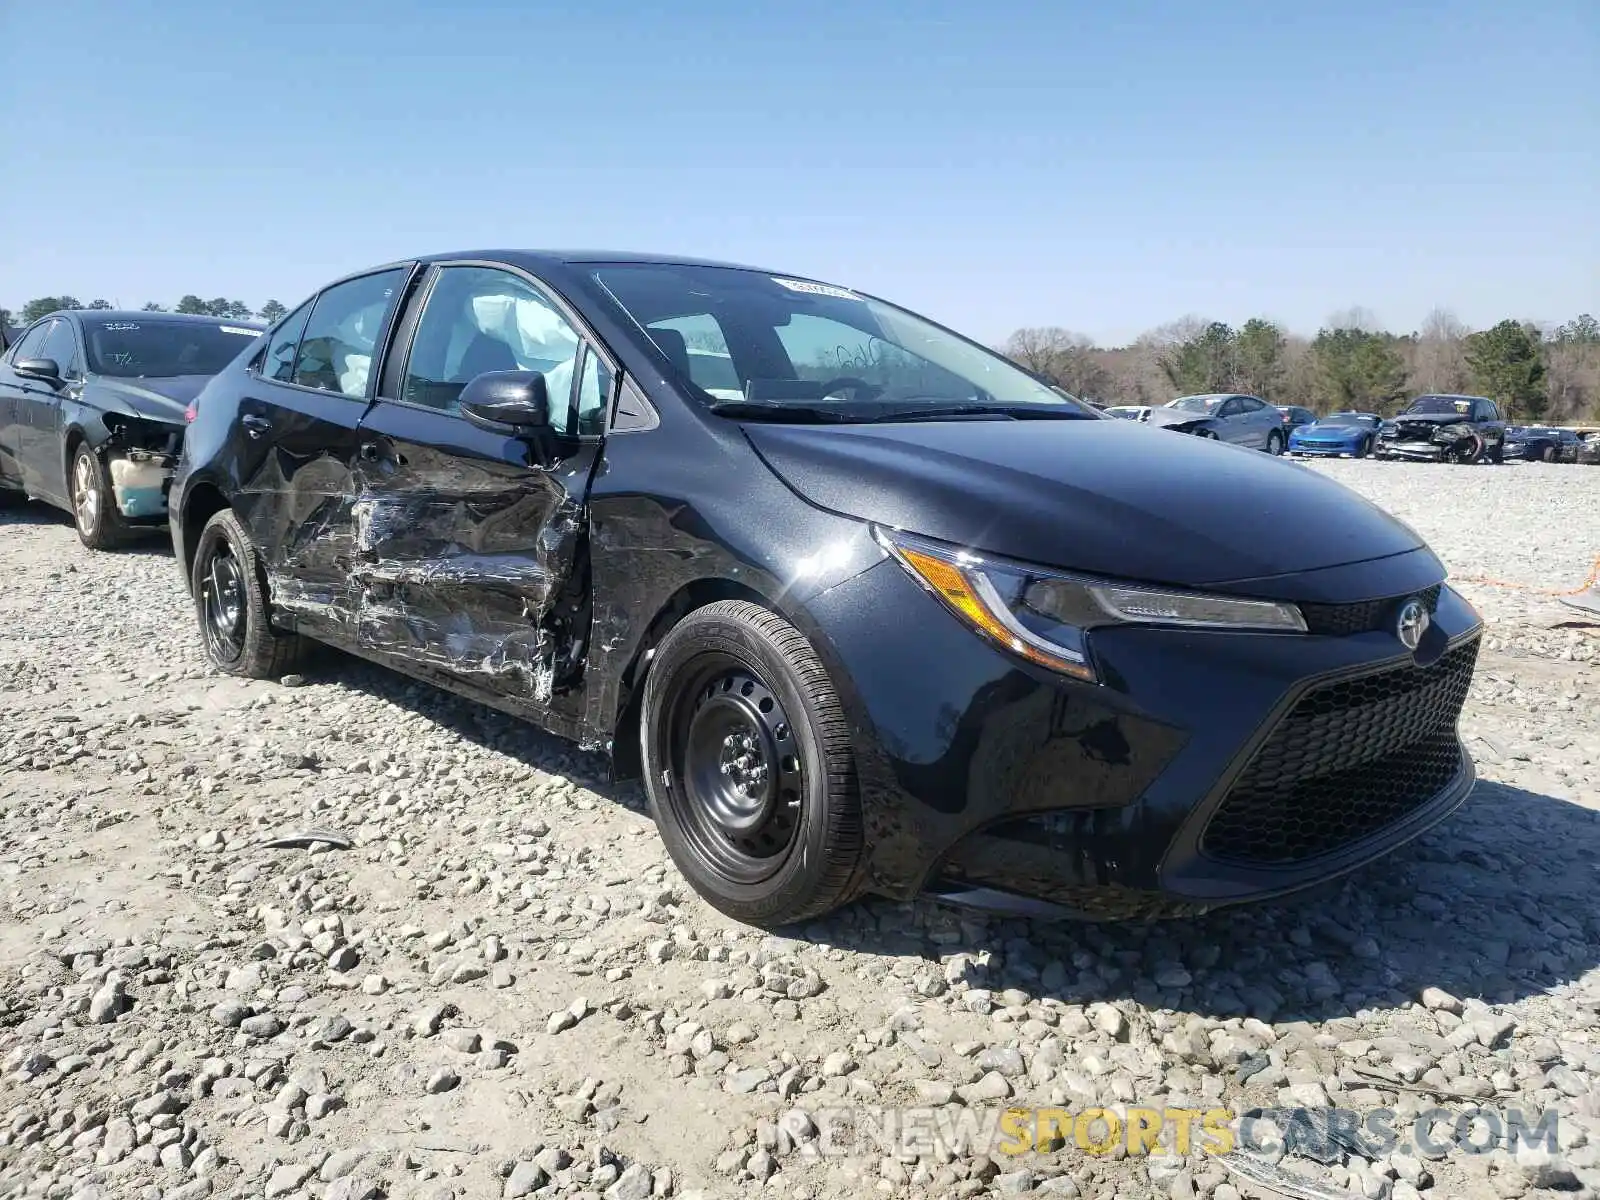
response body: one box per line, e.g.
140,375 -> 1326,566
1134,393 -> 1288,453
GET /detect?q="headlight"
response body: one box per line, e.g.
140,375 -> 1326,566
872,528 -> 1306,683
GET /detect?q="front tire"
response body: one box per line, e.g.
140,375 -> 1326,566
1354,436 -> 1372,459
640,600 -> 865,926
190,508 -> 306,678
69,444 -> 129,550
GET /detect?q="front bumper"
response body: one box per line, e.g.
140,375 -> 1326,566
1289,439 -> 1358,457
804,558 -> 1482,917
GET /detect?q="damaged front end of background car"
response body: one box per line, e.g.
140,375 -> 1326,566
1376,394 -> 1506,464
99,411 -> 183,518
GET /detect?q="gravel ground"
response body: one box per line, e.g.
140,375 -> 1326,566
1,459 -> 1597,1200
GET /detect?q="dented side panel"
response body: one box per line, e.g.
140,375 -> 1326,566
346,399 -> 600,713
231,386 -> 374,642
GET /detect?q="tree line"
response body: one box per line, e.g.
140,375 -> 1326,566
1003,310 -> 1600,425
3,296 -> 289,327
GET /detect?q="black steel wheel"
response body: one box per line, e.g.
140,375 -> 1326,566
671,660 -> 804,881
641,600 -> 865,926
200,536 -> 248,665
190,509 -> 306,679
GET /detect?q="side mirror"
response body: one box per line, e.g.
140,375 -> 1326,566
459,371 -> 551,434
15,358 -> 62,385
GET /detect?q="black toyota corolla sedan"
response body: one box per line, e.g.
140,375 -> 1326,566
170,251 -> 1483,926
0,310 -> 263,547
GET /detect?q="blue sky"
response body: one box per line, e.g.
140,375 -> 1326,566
2,0 -> 1594,344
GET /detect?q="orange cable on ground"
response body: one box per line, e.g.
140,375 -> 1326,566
1450,555 -> 1600,597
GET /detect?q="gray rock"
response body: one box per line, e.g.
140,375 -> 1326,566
605,1163 -> 653,1200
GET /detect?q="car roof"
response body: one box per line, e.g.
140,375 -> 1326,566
405,249 -> 778,274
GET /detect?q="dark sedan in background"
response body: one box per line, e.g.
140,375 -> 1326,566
1288,411 -> 1382,458
172,250 -> 1481,927
0,311 -> 262,547
1505,425 -> 1582,463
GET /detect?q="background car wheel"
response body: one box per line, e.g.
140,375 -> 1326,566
1194,429 -> 1218,440
1266,430 -> 1284,455
1354,436 -> 1372,458
1540,444 -> 1556,463
190,508 -> 306,679
68,444 -> 130,550
641,599 -> 865,927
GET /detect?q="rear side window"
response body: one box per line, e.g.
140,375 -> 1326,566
262,301 -> 315,382
292,270 -> 406,399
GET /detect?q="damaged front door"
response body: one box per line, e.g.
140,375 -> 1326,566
349,264 -> 608,711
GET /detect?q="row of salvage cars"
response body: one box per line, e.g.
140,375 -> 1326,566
0,256 -> 1504,929
1107,392 -> 1600,466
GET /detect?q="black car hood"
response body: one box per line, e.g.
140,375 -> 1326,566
91,375 -> 208,423
743,419 -> 1423,588
1391,412 -> 1471,427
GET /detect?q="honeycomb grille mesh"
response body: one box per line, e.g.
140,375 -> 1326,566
1200,637 -> 1478,865
1299,584 -> 1442,638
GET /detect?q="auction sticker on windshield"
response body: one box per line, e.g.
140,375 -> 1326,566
772,277 -> 860,301
219,326 -> 260,336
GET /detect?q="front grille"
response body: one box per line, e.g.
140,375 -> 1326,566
1200,637 -> 1478,865
1299,584 -> 1441,638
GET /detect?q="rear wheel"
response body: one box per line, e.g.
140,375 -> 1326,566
69,444 -> 130,550
191,508 -> 306,678
641,600 -> 865,926
1265,430 -> 1285,455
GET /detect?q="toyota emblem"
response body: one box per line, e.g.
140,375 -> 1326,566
1395,597 -> 1430,651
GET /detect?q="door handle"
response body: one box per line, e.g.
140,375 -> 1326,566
358,441 -> 380,462
241,414 -> 272,438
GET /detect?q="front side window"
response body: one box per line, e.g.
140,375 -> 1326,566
39,321 -> 82,379
402,266 -> 581,429
84,319 -> 260,378
591,264 -> 1088,418
262,300 -> 315,382
10,321 -> 53,364
292,269 -> 406,399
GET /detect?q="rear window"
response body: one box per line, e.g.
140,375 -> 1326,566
86,320 -> 262,378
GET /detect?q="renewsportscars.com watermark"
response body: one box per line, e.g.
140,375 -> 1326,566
781,1103 -> 1562,1161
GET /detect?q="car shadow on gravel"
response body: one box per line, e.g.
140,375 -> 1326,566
814,779 -> 1600,1025
262,644 -> 1599,1025
301,647 -> 649,814
0,499 -> 173,556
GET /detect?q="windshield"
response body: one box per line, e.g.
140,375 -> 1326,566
86,319 -> 261,378
1406,394 -> 1479,416
588,264 -> 1095,418
1166,395 -> 1224,413
1320,413 -> 1379,428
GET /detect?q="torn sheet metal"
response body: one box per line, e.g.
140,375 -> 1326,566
256,829 -> 353,851
1219,1153 -> 1363,1200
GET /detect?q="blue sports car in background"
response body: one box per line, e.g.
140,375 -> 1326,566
1288,411 -> 1382,458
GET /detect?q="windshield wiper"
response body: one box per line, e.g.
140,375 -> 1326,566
861,404 -> 1097,423
707,400 -> 860,423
